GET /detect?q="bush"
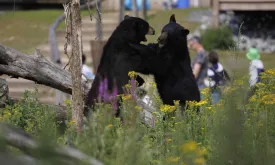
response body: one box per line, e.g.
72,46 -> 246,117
201,26 -> 236,51
1,69 -> 275,165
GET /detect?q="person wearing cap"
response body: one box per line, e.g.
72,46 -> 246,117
188,36 -> 209,92
246,48 -> 264,87
246,48 -> 265,102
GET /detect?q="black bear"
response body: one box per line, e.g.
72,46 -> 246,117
84,15 -> 155,117
129,14 -> 201,111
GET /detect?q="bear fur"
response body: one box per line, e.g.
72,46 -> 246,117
84,15 -> 155,117
129,14 -> 201,110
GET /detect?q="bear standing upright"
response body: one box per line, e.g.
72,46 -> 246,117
129,14 -> 201,111
84,15 -> 155,117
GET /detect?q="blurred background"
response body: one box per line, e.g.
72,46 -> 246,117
0,0 -> 274,105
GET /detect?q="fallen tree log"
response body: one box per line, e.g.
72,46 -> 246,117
0,122 -> 104,165
0,44 -> 91,97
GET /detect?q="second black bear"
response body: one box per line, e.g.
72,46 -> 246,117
84,15 -> 155,117
130,14 -> 201,110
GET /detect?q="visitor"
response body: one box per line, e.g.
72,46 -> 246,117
204,51 -> 230,104
246,48 -> 265,102
82,54 -> 95,80
188,36 -> 209,98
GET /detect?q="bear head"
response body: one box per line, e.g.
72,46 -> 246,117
157,14 -> 190,48
119,15 -> 155,43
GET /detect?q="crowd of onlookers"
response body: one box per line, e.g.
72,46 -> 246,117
82,35 -> 265,106
188,35 -> 265,105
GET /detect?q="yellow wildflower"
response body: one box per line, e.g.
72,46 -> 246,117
135,106 -> 143,111
160,104 -> 176,113
128,71 -> 137,78
200,88 -> 210,95
122,94 -> 131,101
107,124 -> 113,128
180,140 -> 197,153
174,100 -> 180,105
266,69 -> 275,76
195,100 -> 207,106
194,157 -> 206,165
69,120 -> 76,125
124,84 -> 131,89
260,94 -> 275,105
167,157 -> 180,163
196,146 -> 208,156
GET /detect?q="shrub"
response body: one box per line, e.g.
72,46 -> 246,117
1,69 -> 275,165
201,26 -> 236,51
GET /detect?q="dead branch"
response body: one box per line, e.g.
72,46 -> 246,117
0,44 -> 91,96
0,122 -> 104,165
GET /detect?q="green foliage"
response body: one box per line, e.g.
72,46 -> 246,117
1,70 -> 275,165
201,26 -> 236,51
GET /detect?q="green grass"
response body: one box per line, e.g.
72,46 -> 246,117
0,9 -> 95,53
146,8 -> 275,80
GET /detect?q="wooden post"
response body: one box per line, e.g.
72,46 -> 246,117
141,0 -> 147,20
119,0 -> 125,22
70,0 -> 84,131
132,0 -> 138,17
90,40 -> 107,74
213,0 -> 219,28
96,1 -> 102,41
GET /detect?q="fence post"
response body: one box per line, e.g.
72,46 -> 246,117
96,1 -> 102,41
141,0 -> 147,20
119,0 -> 125,22
132,0 -> 138,17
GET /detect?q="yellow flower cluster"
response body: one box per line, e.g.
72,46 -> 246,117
180,140 -> 197,153
260,94 -> 275,105
266,69 -> 275,76
122,94 -> 131,101
160,104 -> 176,113
187,100 -> 208,107
69,120 -> 76,125
200,88 -> 210,95
107,124 -> 113,128
128,71 -> 137,78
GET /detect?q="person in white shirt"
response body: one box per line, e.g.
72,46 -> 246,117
246,48 -> 265,102
82,54 -> 95,81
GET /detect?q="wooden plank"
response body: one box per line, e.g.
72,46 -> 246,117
90,40 -> 107,74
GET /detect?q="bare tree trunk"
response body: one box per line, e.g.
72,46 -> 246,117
132,0 -> 138,17
70,0 -> 84,131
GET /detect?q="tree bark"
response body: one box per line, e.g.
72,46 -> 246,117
0,122 -> 104,165
70,0 -> 84,131
0,44 -> 91,96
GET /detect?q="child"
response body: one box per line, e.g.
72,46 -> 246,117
246,48 -> 265,102
204,51 -> 230,104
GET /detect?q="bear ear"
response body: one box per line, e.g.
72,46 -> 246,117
169,14 -> 176,23
124,15 -> 131,20
181,29 -> 190,35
